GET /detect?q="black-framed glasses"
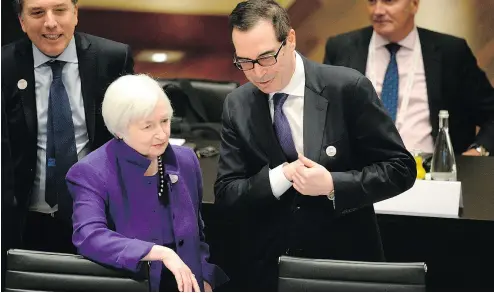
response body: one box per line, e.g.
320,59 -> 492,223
233,39 -> 287,71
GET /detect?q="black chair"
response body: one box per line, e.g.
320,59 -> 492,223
5,249 -> 150,292
159,78 -> 238,140
278,256 -> 426,292
159,78 -> 239,123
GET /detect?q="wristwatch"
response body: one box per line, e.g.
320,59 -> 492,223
470,144 -> 490,156
327,189 -> 335,201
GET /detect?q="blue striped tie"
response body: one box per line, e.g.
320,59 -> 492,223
45,60 -> 78,208
273,93 -> 297,162
381,43 -> 401,122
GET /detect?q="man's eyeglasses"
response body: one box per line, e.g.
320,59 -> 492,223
233,39 -> 287,71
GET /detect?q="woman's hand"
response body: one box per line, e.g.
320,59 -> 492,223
204,281 -> 212,292
161,247 -> 200,292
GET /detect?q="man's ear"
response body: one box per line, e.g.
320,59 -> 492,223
74,4 -> 79,26
19,15 -> 27,33
411,0 -> 420,14
287,28 -> 296,49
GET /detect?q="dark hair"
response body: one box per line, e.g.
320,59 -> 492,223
229,0 -> 291,42
13,0 -> 79,15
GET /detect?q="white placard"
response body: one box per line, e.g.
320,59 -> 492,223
169,138 -> 186,146
374,180 -> 462,218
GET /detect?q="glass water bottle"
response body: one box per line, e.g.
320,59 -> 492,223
430,110 -> 457,181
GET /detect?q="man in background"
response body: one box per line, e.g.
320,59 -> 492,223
324,0 -> 494,156
1,0 -> 134,254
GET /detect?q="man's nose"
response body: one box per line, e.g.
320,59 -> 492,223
44,10 -> 58,29
252,63 -> 266,80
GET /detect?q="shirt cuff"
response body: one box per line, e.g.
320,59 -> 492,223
269,163 -> 293,199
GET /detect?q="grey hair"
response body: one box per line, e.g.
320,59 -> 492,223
102,74 -> 174,138
228,0 -> 291,42
13,0 -> 79,15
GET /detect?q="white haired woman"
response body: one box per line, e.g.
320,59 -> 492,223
65,74 -> 228,292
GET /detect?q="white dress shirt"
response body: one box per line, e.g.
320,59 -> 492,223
366,27 -> 434,153
31,37 -> 90,213
268,51 -> 305,198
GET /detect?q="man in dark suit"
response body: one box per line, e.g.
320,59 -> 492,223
214,0 -> 416,291
324,0 -> 494,156
1,0 -> 134,254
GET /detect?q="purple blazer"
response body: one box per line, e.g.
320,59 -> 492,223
66,139 -> 228,291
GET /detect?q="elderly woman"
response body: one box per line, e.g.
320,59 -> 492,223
65,75 -> 228,292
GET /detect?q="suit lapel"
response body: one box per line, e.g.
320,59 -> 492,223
75,33 -> 97,145
161,149 -> 197,239
251,88 -> 287,166
15,39 -> 37,144
301,57 -> 329,162
419,28 -> 443,140
303,87 -> 328,162
348,27 -> 373,74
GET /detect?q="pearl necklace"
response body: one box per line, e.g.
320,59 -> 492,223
157,156 -> 165,198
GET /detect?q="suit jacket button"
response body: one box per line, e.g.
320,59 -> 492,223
178,239 -> 184,247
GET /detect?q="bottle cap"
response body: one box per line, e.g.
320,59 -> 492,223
439,110 -> 449,118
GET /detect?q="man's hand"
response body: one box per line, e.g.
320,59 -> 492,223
292,154 -> 334,196
282,160 -> 304,181
204,281 -> 212,292
462,148 -> 482,156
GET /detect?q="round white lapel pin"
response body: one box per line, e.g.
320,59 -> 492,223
169,174 -> 179,184
326,146 -> 337,157
17,79 -> 28,90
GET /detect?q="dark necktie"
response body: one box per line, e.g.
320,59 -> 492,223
45,60 -> 78,208
273,93 -> 297,162
381,43 -> 401,122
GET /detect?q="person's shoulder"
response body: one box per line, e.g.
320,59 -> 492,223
417,27 -> 467,48
170,145 -> 197,164
170,145 -> 201,177
228,82 -> 256,97
225,82 -> 257,105
1,41 -> 16,58
1,37 -> 29,63
306,57 -> 365,88
304,59 -> 376,108
69,140 -> 114,176
418,28 -> 475,62
1,43 -> 16,71
76,32 -> 130,53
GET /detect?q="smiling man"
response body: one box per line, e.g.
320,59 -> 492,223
214,0 -> 416,291
1,0 -> 134,254
324,0 -> 494,156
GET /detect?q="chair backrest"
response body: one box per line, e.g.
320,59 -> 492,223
159,78 -> 239,123
5,249 -> 150,292
278,256 -> 426,292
